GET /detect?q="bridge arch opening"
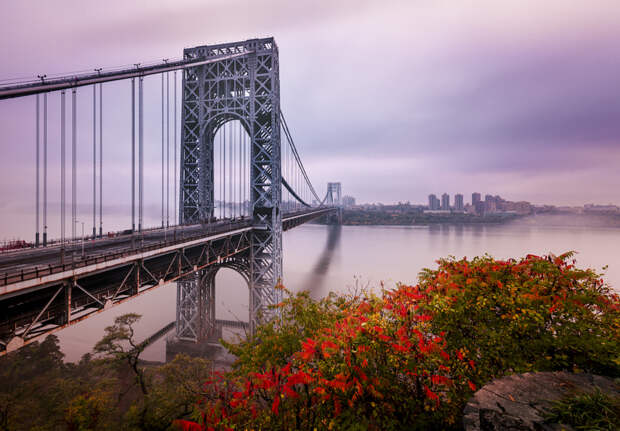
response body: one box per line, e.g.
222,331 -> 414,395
211,118 -> 251,221
211,264 -> 250,339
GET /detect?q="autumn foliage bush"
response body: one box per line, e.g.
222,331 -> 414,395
179,252 -> 619,431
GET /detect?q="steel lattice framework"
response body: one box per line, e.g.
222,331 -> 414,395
180,38 -> 282,332
0,37 -> 342,354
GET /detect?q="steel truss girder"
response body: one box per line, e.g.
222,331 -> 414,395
180,38 -> 282,334
0,229 -> 252,354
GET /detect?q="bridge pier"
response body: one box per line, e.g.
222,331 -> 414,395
174,271 -> 216,342
167,269 -> 222,361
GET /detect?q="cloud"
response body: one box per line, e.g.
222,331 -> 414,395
1,0 -> 620,241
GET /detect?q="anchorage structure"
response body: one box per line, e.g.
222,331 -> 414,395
179,38 -> 281,336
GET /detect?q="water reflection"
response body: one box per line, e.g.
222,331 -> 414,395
303,224 -> 342,291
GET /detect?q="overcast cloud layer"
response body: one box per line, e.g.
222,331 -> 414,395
1,0 -> 619,239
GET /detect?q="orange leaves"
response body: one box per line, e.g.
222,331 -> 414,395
468,381 -> 477,391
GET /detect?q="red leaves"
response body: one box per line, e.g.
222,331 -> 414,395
174,420 -> 203,431
424,385 -> 440,404
391,342 -> 409,353
325,373 -> 349,392
287,369 -> 313,386
468,381 -> 477,391
334,399 -> 342,416
430,375 -> 451,386
300,338 -> 317,360
321,340 -> 338,358
271,395 -> 280,414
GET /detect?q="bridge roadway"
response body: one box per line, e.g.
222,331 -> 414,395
0,207 -> 335,352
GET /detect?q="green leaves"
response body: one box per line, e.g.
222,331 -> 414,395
192,252 -> 619,430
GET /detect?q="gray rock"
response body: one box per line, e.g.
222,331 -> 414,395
463,372 -> 619,431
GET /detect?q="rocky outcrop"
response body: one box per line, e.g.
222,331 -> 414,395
463,372 -> 619,431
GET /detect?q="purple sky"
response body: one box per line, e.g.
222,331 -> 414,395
1,0 -> 620,239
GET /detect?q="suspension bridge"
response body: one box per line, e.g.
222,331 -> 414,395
0,38 -> 342,355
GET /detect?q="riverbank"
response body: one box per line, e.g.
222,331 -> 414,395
314,208 -> 523,226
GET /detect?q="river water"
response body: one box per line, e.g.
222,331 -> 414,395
56,214 -> 620,362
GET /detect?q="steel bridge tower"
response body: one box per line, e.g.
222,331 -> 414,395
178,38 -> 281,336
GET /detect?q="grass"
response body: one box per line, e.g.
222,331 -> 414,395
543,389 -> 620,431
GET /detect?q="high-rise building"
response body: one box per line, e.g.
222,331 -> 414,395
485,194 -> 497,213
454,194 -> 464,211
428,194 -> 440,210
472,192 -> 481,206
441,193 -> 450,210
342,195 -> 356,207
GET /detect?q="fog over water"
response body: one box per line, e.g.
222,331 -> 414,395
56,214 -> 620,362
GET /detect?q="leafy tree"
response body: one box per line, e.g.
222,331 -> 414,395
94,313 -> 213,431
418,252 -> 620,383
94,313 -> 150,396
0,335 -> 66,430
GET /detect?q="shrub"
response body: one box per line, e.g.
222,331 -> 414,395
184,252 -> 619,430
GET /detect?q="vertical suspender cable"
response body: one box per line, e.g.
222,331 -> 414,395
166,72 -> 170,228
35,94 -> 40,246
161,73 -> 164,228
222,125 -> 224,219
238,120 -> 242,218
231,122 -> 234,219
229,122 -> 232,219
71,88 -> 77,242
223,122 -> 226,219
139,77 -> 144,232
92,85 -> 96,238
60,91 -> 66,257
43,93 -> 48,246
131,78 -> 136,232
99,83 -> 103,237
173,71 -> 177,226
245,126 -> 248,217
245,128 -> 248,217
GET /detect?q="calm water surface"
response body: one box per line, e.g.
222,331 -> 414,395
57,215 -> 620,362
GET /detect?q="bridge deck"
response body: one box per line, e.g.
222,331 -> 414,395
0,207 -> 335,353
0,208 -> 332,292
